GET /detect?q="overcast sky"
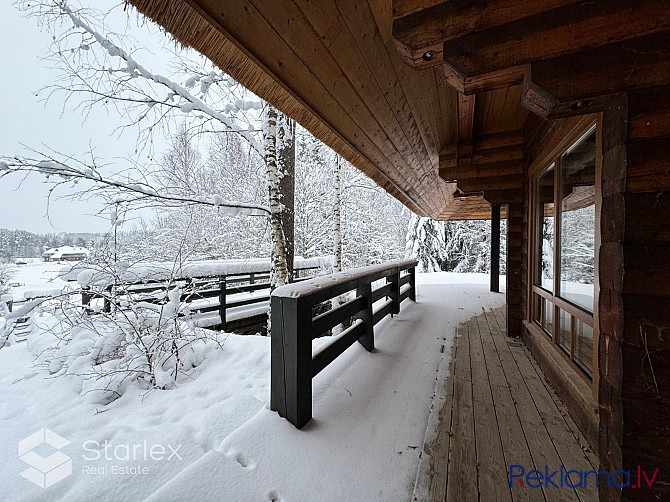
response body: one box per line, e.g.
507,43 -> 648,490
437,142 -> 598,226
0,1 -> 173,234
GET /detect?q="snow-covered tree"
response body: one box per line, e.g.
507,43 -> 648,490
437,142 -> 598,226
405,215 -> 446,273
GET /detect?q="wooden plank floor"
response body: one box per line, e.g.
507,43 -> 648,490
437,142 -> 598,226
429,307 -> 599,502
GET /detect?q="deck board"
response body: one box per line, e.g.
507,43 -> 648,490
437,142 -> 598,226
429,307 -> 598,502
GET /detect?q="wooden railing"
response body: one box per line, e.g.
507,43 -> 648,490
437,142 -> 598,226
81,265 -> 322,331
270,259 -> 418,428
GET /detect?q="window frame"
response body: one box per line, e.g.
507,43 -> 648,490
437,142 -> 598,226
528,116 -> 601,388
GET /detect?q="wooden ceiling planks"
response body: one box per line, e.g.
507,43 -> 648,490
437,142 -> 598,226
233,0 -> 442,214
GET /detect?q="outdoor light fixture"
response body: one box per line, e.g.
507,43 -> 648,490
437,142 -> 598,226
422,50 -> 437,61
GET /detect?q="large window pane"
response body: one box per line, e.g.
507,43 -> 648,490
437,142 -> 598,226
535,165 -> 555,292
559,129 -> 596,312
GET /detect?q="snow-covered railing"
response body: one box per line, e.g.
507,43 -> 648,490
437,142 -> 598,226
80,257 -> 334,331
270,259 -> 418,428
76,256 -> 333,288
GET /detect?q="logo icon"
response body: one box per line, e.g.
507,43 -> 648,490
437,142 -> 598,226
18,428 -> 72,488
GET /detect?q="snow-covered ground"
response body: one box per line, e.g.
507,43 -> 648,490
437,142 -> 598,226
0,272 -> 505,502
2,261 -> 70,303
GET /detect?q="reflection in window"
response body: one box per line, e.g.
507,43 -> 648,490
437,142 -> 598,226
559,128 -> 596,312
574,319 -> 593,377
535,165 -> 555,292
557,309 -> 571,353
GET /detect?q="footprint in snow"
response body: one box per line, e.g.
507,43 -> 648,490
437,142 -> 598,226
234,452 -> 256,469
268,490 -> 282,502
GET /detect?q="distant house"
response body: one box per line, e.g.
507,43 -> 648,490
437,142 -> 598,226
43,246 -> 89,262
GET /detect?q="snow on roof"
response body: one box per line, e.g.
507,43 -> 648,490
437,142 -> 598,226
43,246 -> 90,259
272,259 -> 418,299
77,256 -> 335,288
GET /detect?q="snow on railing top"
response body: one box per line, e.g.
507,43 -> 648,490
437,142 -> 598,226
271,259 -> 418,299
76,256 -> 335,288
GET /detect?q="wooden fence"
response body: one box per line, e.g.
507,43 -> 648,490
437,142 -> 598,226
270,259 -> 418,428
81,265 -> 322,332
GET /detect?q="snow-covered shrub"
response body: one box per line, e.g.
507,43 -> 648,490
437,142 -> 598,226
28,293 -> 223,405
19,257 -> 227,404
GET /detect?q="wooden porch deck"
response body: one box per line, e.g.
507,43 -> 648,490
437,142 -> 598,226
429,307 -> 599,502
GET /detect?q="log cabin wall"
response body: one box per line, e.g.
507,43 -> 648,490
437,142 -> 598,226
618,85 -> 670,501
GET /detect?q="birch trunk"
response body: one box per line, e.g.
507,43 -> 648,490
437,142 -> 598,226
333,155 -> 343,272
264,105 -> 289,291
277,113 -> 295,282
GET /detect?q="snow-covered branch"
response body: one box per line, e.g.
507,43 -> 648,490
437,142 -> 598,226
24,0 -> 264,157
0,155 -> 269,216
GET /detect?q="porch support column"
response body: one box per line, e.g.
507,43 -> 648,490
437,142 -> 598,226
490,204 -> 500,293
506,202 -> 523,337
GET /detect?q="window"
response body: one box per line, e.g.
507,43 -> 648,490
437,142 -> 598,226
559,132 -> 596,312
535,165 -> 554,293
531,124 -> 598,379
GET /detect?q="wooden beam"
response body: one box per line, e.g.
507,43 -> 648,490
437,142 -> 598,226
490,205 -> 501,293
531,30 -> 670,103
457,92 -> 476,159
392,0 -> 576,68
441,0 -> 670,77
484,189 -> 523,205
520,68 -> 559,118
439,161 -> 523,181
471,144 -> 523,165
474,131 -> 524,150
443,63 -> 527,95
391,0 -> 443,20
457,175 -> 523,193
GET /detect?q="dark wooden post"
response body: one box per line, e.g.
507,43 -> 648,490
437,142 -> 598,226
249,273 -> 255,285
270,295 -> 313,428
218,277 -> 227,328
103,286 -> 111,313
408,266 -> 417,301
82,288 -> 91,314
490,204 -> 501,293
356,283 -> 374,351
389,269 -> 401,315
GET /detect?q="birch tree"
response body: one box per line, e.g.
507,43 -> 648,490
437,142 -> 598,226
10,1 -> 295,287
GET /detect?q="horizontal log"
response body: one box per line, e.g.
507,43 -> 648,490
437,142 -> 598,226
227,295 -> 270,309
443,63 -> 527,94
442,0 -> 670,77
531,30 -> 670,102
400,285 -> 412,302
474,131 -> 524,150
484,189 -> 523,205
626,138 -> 670,193
471,145 -> 523,164
227,282 -> 271,293
312,295 -> 367,338
371,282 -> 393,303
440,161 -> 522,181
311,321 -> 366,377
457,174 -> 523,193
624,192 -> 670,244
373,299 -> 394,325
392,0 -> 575,67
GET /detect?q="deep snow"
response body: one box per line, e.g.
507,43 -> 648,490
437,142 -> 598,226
0,272 -> 505,501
